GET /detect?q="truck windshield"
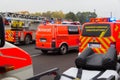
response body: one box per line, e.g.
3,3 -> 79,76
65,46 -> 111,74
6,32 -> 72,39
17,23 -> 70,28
82,24 -> 111,37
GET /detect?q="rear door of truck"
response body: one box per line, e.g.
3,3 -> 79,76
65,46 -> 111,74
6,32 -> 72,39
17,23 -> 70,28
80,23 -> 115,54
36,25 -> 55,49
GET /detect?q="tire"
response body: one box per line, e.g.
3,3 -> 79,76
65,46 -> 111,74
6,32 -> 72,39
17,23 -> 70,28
59,44 -> 68,55
24,35 -> 32,45
118,55 -> 120,63
41,50 -> 48,54
54,74 -> 61,80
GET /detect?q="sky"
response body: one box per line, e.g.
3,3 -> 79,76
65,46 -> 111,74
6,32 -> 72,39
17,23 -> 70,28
0,0 -> 120,19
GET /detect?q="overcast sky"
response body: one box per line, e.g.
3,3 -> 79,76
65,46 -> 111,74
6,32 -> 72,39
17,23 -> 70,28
0,0 -> 120,19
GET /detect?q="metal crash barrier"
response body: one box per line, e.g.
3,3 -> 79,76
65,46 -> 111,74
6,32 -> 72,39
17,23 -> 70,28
27,68 -> 59,80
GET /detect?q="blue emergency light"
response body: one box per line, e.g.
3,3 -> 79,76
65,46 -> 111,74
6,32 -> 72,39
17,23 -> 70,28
6,17 -> 11,21
109,17 -> 116,22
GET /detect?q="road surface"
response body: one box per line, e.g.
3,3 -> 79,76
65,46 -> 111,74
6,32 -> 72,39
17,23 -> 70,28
18,44 -> 78,79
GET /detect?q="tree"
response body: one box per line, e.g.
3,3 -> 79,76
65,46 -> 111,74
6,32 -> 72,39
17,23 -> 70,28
42,11 -> 52,19
32,12 -> 42,16
51,11 -> 65,19
76,12 -> 97,24
65,12 -> 78,21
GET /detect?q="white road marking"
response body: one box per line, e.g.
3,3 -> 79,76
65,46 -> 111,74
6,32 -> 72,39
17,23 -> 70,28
31,54 -> 41,57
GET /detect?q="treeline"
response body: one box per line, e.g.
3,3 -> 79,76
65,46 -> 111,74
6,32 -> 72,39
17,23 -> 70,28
31,11 -> 97,24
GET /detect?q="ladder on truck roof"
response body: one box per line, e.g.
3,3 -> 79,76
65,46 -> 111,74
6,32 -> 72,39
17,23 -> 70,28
0,12 -> 44,30
0,12 -> 44,22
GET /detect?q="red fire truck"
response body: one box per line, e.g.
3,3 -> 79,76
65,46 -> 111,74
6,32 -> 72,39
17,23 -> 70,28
36,24 -> 81,54
1,12 -> 42,44
5,20 -> 37,45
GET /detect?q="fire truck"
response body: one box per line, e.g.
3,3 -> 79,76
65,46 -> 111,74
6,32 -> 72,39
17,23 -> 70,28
1,12 -> 43,44
36,24 -> 81,54
79,17 -> 120,55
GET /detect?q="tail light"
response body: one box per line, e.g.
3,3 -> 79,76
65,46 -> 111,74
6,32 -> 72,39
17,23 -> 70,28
78,38 -> 81,46
76,39 -> 79,44
0,65 -> 14,73
51,38 -> 56,48
110,42 -> 116,48
52,38 -> 56,42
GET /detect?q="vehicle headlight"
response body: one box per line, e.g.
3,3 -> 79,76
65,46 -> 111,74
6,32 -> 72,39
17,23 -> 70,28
1,77 -> 19,80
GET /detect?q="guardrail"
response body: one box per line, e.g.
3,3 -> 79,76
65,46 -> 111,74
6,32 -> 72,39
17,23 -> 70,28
27,68 -> 59,80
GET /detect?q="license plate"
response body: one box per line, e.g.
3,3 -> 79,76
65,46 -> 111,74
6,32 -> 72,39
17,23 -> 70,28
88,43 -> 100,48
40,38 -> 46,42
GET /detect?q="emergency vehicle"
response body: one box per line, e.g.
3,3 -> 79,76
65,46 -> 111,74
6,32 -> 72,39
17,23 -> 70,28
79,17 -> 120,55
1,12 -> 43,44
5,20 -> 36,45
0,14 -> 59,80
36,24 -> 81,54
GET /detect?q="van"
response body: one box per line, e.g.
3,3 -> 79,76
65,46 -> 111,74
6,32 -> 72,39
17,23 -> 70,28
36,24 -> 81,54
79,17 -> 120,55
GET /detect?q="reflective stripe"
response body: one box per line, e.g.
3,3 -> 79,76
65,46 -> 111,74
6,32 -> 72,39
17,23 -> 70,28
81,37 -> 91,48
6,30 -> 15,42
95,48 -> 101,53
80,36 -> 116,54
101,49 -> 106,53
104,38 -> 111,44
98,38 -> 109,49
110,36 -> 116,42
81,37 -> 86,43
102,38 -> 110,46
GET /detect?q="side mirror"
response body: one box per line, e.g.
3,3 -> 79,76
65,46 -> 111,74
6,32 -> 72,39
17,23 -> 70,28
0,15 -> 5,47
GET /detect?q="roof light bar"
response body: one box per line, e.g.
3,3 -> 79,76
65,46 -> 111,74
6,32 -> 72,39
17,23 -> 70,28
90,17 -> 116,22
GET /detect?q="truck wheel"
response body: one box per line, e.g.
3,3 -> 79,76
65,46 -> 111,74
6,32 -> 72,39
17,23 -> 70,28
118,55 -> 120,63
59,44 -> 68,55
41,50 -> 48,54
24,35 -> 32,45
